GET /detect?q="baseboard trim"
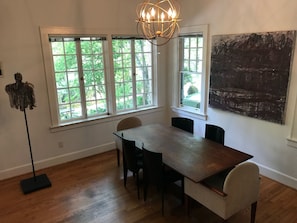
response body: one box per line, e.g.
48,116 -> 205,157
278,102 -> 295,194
256,162 -> 297,190
0,142 -> 116,180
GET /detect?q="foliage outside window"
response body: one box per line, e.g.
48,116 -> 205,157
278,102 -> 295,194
50,37 -> 108,122
179,35 -> 203,110
112,38 -> 153,112
42,29 -> 156,126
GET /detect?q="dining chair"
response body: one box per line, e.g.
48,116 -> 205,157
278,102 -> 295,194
122,137 -> 143,199
205,124 -> 233,176
205,124 -> 225,145
142,147 -> 184,215
115,117 -> 142,166
171,117 -> 194,134
185,162 -> 260,223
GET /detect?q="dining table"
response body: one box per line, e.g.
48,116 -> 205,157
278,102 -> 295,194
113,123 -> 253,183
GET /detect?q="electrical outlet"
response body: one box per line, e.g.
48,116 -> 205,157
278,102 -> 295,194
58,141 -> 64,148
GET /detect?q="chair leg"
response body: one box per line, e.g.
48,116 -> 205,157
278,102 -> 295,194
122,151 -> 127,187
123,163 -> 128,187
251,202 -> 257,223
117,148 -> 120,167
136,172 -> 140,200
185,195 -> 191,216
181,178 -> 184,204
143,182 -> 148,201
161,188 -> 165,216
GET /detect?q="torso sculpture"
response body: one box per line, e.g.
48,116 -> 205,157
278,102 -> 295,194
5,73 -> 36,111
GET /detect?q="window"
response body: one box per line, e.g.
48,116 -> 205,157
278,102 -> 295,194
49,36 -> 108,122
40,28 -> 156,127
179,35 -> 203,109
112,38 -> 153,112
176,25 -> 208,117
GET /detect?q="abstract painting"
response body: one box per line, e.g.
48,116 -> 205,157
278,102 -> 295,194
209,31 -> 295,124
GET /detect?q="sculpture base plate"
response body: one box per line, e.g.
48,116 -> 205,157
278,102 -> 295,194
20,174 -> 51,194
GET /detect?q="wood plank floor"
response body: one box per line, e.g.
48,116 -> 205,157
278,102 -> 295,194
0,150 -> 297,223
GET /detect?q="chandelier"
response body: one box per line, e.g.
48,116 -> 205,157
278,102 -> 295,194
136,0 -> 181,46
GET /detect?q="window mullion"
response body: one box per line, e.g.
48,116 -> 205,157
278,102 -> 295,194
105,35 -> 115,115
76,40 -> 87,118
131,40 -> 137,109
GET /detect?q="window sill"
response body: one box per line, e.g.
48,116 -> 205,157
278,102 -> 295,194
49,106 -> 162,133
287,137 -> 297,149
171,106 -> 207,120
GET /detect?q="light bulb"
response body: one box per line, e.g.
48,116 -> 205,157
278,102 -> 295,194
161,12 -> 165,22
168,8 -> 173,18
146,12 -> 150,22
141,10 -> 146,20
151,7 -> 155,18
172,10 -> 177,19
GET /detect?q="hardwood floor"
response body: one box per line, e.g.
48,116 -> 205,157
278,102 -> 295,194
0,150 -> 297,223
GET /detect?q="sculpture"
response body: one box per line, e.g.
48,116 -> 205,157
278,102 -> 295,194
5,72 -> 36,111
5,72 -> 51,194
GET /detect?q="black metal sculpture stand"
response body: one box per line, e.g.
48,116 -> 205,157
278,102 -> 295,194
20,109 -> 51,194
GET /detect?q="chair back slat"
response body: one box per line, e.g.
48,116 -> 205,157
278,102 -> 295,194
171,117 -> 194,134
122,138 -> 140,172
117,117 -> 142,131
205,124 -> 225,145
143,148 -> 163,188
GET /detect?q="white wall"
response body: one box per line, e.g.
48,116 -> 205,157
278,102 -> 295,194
169,0 -> 297,189
0,0 -> 167,180
1,0 -> 297,190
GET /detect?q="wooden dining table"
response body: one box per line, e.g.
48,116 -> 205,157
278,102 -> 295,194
113,123 -> 253,183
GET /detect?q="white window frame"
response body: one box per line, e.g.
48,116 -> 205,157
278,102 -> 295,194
40,27 -> 158,128
172,25 -> 208,120
49,36 -> 109,122
111,37 -> 155,113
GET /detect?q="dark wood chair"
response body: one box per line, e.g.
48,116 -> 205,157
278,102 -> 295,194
205,124 -> 234,179
205,124 -> 225,145
142,147 -> 184,215
171,117 -> 194,134
116,117 -> 142,166
122,137 -> 143,199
